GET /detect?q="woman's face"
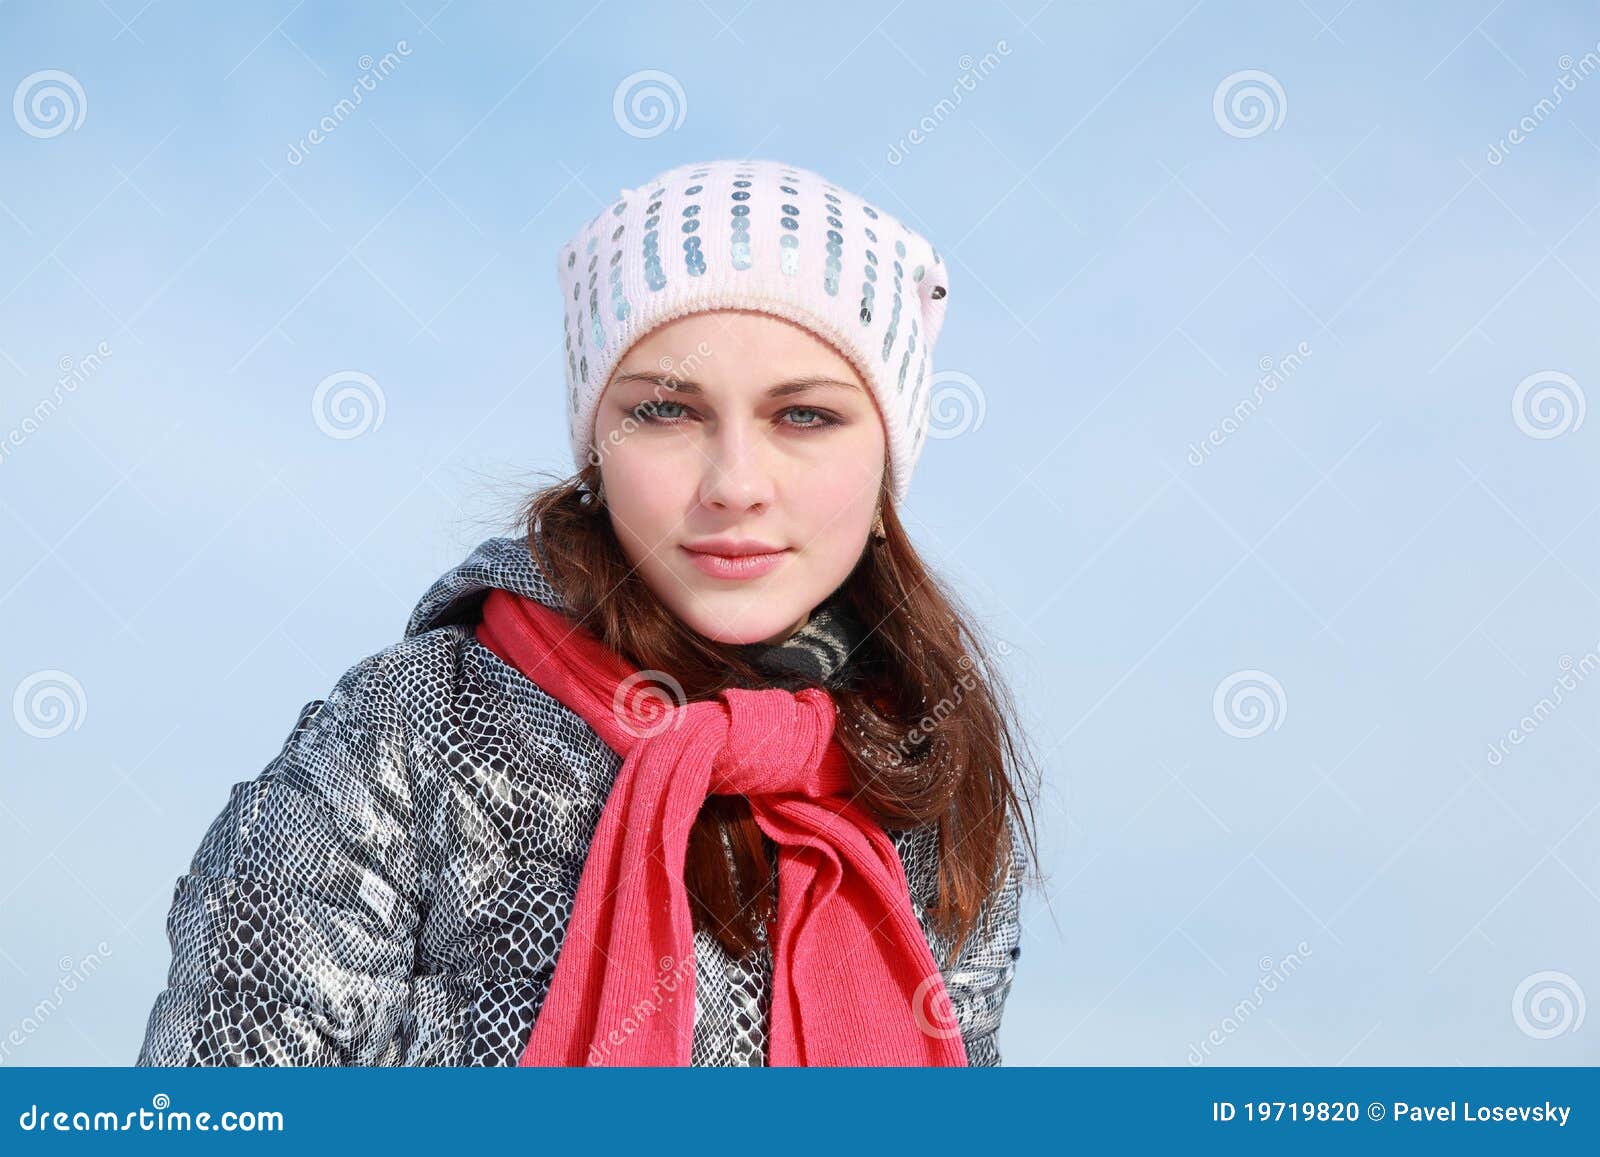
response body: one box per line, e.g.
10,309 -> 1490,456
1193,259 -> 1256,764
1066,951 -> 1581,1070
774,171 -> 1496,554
592,309 -> 887,646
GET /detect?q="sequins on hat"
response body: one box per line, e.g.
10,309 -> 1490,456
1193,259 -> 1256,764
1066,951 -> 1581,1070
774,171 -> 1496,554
556,159 -> 951,504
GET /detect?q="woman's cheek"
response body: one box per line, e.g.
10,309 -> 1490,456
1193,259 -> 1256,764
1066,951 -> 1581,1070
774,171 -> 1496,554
815,461 -> 881,525
607,450 -> 671,517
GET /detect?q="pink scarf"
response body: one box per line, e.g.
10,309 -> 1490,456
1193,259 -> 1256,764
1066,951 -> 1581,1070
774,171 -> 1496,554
474,587 -> 968,1067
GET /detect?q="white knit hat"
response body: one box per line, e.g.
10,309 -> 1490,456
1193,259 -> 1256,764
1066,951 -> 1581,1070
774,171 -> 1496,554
556,158 -> 951,504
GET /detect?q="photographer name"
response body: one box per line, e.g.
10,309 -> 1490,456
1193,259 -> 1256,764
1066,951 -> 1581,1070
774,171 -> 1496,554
1394,1101 -> 1570,1127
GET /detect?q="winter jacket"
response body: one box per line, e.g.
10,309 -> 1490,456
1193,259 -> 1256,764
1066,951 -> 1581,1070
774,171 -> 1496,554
134,532 -> 1025,1066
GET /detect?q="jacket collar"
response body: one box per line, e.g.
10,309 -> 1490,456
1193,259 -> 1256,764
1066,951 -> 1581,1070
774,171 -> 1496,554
405,530 -> 866,689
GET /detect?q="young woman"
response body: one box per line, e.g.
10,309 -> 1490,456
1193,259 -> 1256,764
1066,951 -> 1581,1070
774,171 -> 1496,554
135,158 -> 1040,1067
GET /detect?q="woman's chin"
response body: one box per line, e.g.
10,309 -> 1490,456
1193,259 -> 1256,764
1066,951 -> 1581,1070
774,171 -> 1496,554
671,597 -> 808,647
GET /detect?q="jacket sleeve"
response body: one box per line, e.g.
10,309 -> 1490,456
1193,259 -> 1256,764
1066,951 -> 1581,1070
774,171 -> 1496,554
135,649 -> 423,1066
948,812 -> 1027,1067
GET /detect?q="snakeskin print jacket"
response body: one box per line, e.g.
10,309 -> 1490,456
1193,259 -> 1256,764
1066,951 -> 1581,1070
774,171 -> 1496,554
135,532 -> 1025,1066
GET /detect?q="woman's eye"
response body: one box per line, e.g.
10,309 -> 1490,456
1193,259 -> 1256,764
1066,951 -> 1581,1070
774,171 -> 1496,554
633,400 -> 688,423
782,407 -> 839,429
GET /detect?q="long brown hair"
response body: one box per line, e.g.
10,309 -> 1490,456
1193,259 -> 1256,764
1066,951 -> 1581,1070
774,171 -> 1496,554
513,463 -> 1041,968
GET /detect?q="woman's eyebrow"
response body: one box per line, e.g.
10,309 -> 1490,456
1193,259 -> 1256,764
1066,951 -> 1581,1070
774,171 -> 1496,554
610,371 -> 862,398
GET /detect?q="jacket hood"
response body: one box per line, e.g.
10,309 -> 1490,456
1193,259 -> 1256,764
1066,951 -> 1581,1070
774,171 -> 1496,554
404,529 -> 869,689
405,532 -> 564,640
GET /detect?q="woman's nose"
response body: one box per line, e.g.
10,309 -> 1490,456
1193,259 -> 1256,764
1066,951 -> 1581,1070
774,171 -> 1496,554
697,424 -> 775,512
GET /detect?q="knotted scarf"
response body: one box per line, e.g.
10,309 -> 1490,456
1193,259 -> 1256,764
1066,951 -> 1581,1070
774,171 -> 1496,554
474,587 -> 968,1067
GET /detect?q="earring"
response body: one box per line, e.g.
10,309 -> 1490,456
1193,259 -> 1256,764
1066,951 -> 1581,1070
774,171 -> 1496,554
871,507 -> 886,540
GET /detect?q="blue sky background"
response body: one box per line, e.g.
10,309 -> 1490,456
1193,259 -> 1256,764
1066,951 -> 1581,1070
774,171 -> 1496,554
2,0 -> 1598,1066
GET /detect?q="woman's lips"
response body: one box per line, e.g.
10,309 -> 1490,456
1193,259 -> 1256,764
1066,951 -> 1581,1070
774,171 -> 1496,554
680,545 -> 791,580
